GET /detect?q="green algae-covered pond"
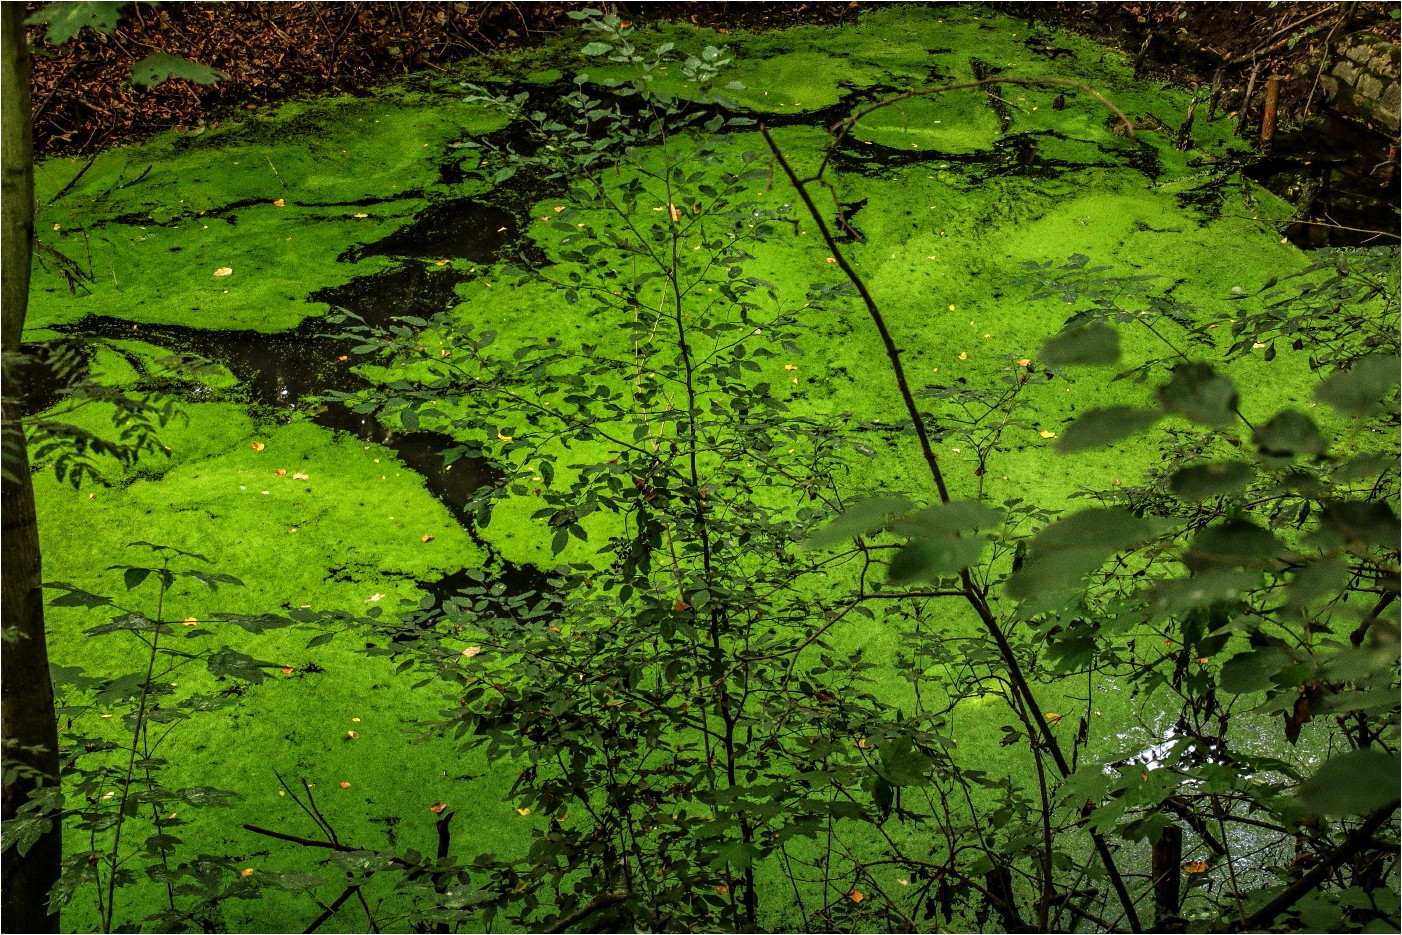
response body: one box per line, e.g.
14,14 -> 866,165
25,5 -> 1398,933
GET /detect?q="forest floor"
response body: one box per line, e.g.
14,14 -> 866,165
30,1 -> 1400,155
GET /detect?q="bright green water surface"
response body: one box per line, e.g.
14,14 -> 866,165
28,5 -> 1325,931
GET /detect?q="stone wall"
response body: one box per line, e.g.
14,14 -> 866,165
1321,33 -> 1401,134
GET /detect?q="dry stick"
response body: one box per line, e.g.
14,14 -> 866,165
1260,76 -> 1282,152
305,885 -> 363,934
1236,801 -> 1400,931
1237,62 -> 1264,136
761,114 -> 1144,934
538,890 -> 630,934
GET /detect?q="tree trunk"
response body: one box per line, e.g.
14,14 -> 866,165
2,5 -> 62,932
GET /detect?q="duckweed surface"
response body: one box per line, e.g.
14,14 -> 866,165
29,5 -> 1352,932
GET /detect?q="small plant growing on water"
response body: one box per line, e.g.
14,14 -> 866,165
4,543 -> 298,932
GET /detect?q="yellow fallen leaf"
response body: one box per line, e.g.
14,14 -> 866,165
957,352 -> 968,360
434,259 -> 450,267
351,212 -> 369,219
421,534 -> 435,543
462,646 -> 482,658
346,731 -> 359,740
1038,430 -> 1057,439
783,364 -> 798,371
351,717 -> 361,723
1044,712 -> 1062,724
1016,358 -> 1031,366
292,472 -> 309,481
250,441 -> 265,451
552,206 -> 565,213
516,807 -> 531,816
240,868 -> 255,877
182,617 -> 199,627
339,781 -> 351,789
213,267 -> 233,277
273,199 -> 285,207
668,204 -> 683,223
497,433 -> 512,441
429,802 -> 448,814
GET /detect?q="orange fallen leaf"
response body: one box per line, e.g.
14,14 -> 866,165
429,802 -> 448,814
715,885 -> 729,895
274,468 -> 287,476
250,442 -> 265,451
213,267 -> 233,277
339,781 -> 351,789
273,199 -> 285,207
847,889 -> 864,903
1016,358 -> 1031,366
421,534 -> 435,543
673,599 -> 690,611
824,257 -> 837,263
1044,712 -> 1062,724
280,666 -> 294,675
240,868 -> 255,877
1183,859 -> 1209,873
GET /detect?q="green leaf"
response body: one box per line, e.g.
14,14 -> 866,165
887,536 -> 984,584
1007,508 -> 1160,608
129,53 -> 224,88
26,2 -> 124,43
580,42 -> 614,56
209,613 -> 292,634
1254,409 -> 1325,462
1219,647 -> 1295,693
801,495 -> 912,549
878,736 -> 931,786
255,870 -> 327,892
1039,323 -> 1120,366
0,815 -> 54,857
1314,355 -> 1400,417
1184,521 -> 1284,574
1298,749 -> 1402,816
1309,500 -> 1400,551
1157,363 -> 1237,426
175,786 -> 241,808
889,500 -> 1003,536
1056,406 -> 1160,453
122,567 -> 152,591
1169,461 -> 1255,500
